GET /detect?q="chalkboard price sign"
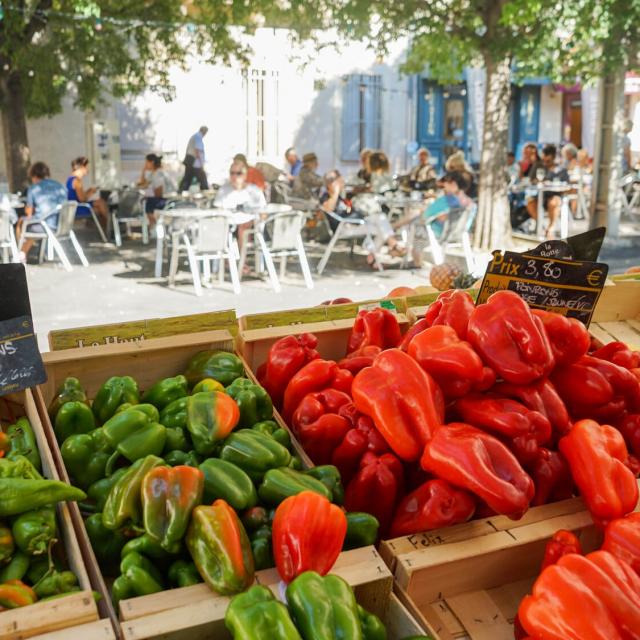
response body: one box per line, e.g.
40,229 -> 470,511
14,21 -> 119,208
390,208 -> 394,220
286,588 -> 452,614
476,249 -> 608,325
0,264 -> 47,396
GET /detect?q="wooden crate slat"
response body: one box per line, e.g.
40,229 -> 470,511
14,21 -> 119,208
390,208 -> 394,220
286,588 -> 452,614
385,593 -> 426,639
596,320 -> 640,349
445,591 -> 512,640
0,591 -> 98,640
589,322 -> 619,345
31,619 -> 115,640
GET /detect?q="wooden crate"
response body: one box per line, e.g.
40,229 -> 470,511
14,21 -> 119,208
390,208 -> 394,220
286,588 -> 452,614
117,545 -> 395,640
34,330 -> 312,631
590,279 -> 640,349
0,390 -> 114,640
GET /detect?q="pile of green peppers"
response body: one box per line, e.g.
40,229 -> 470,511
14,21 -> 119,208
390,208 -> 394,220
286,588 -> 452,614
225,571 -> 434,640
0,418 -> 85,609
49,350 -> 380,608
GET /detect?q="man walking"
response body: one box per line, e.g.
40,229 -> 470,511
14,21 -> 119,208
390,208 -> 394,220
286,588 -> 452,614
180,126 -> 209,191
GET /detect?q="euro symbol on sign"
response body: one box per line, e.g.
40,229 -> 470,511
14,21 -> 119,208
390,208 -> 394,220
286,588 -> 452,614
587,269 -> 603,287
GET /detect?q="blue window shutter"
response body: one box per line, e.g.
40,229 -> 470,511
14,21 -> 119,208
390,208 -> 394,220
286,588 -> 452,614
363,76 -> 381,149
519,86 -> 540,142
341,76 -> 360,161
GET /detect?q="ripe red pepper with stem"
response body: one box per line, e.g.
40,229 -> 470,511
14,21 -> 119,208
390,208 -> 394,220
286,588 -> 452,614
602,512 -> 640,575
423,289 -> 475,341
531,309 -> 591,366
591,341 -> 640,371
346,308 -> 402,354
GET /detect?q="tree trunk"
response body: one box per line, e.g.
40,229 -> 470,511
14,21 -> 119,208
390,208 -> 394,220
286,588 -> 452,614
473,55 -> 512,251
589,69 -> 626,237
0,73 -> 31,192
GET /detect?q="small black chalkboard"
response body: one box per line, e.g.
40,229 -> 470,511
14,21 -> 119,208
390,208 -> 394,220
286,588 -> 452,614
0,264 -> 47,396
476,235 -> 609,326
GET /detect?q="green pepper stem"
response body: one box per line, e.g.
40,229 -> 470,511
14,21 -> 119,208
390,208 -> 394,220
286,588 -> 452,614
105,450 -> 121,477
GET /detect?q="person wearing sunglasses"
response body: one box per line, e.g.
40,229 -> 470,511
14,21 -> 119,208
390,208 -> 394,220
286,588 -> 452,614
214,160 -> 267,211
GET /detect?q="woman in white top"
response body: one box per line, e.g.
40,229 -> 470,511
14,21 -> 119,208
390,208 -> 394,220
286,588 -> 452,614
137,153 -> 172,223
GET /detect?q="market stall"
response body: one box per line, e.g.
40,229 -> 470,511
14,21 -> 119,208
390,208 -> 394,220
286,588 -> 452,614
0,243 -> 639,640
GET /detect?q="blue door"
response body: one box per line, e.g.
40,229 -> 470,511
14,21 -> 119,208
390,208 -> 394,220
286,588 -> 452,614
417,80 -> 468,170
510,85 -> 540,159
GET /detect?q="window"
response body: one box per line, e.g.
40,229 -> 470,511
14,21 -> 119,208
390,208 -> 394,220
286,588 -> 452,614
341,74 -> 382,161
243,69 -> 280,160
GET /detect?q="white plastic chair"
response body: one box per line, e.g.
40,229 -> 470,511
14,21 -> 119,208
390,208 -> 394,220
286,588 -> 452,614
18,201 -> 88,271
0,208 -> 19,263
75,202 -> 108,243
239,211 -> 313,292
112,189 -> 149,247
168,213 -> 240,296
621,173 -> 640,217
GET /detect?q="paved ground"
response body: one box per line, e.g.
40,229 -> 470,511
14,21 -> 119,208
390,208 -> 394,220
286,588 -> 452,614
24,225 -> 640,351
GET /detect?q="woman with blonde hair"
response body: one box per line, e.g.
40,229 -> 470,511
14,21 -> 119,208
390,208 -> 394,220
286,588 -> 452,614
444,150 -> 476,197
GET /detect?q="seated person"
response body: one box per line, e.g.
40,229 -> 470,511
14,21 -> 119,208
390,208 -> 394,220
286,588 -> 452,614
17,161 -> 67,261
525,144 -> 569,239
292,152 -> 323,200
233,154 -> 266,192
519,143 -> 540,179
424,171 -> 472,237
283,147 -> 302,184
357,148 -> 372,184
444,151 -> 477,198
320,169 -> 403,267
137,153 -> 172,223
368,151 -> 395,194
409,148 -> 437,189
214,160 -> 267,211
66,156 -> 108,228
506,151 -> 520,184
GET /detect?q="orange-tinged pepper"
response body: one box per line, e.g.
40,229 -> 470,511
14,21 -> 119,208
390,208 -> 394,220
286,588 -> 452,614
0,580 -> 37,608
602,512 -> 640,575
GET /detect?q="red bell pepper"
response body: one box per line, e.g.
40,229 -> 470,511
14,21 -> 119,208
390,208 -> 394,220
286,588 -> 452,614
420,423 -> 534,519
272,490 -> 346,583
398,317 -> 431,351
452,393 -> 552,465
338,345 -> 382,375
346,308 -> 402,354
352,349 -> 444,462
602,512 -> 640,575
389,478 -> 476,537
529,447 -> 574,506
343,451 -> 404,537
618,414 -> 640,457
423,289 -> 475,341
282,359 -> 353,422
257,333 -> 319,408
531,309 -> 591,366
407,326 -> 495,400
541,530 -> 583,571
559,419 -> 639,526
494,379 -> 572,438
518,551 -> 640,640
467,290 -> 555,384
291,389 -> 352,464
591,341 -> 640,371
331,406 -> 389,485
552,355 -> 640,423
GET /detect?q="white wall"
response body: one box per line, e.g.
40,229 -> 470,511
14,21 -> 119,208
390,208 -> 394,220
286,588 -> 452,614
538,85 -> 563,144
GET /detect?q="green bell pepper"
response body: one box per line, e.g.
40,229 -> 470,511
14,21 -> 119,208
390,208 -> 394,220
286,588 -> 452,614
241,506 -> 269,533
286,571 -> 364,640
112,551 -> 164,608
92,376 -> 140,424
27,557 -> 54,584
102,406 -> 166,474
85,513 -> 128,574
164,450 -> 199,467
344,512 -> 379,550
305,466 -> 344,505
251,420 -> 291,450
0,551 -> 29,582
0,478 -> 85,517
289,456 -> 303,470
164,426 -> 191,453
6,418 -> 41,472
141,375 -> 189,410
186,391 -> 240,456
225,378 -> 273,428
357,604 -> 388,640
258,467 -> 332,506
121,532 -> 181,559
199,458 -> 257,510
185,350 -> 244,387
220,429 -> 291,482
34,570 -> 79,599
12,507 -> 57,556
87,468 -> 128,513
54,402 -> 96,443
225,584 -> 302,640
0,522 -> 14,563
159,397 -> 188,429
192,378 -> 225,394
61,428 -> 113,489
0,455 -> 41,480
102,455 -> 164,530
250,525 -> 273,570
48,377 -> 88,420
168,559 -> 202,588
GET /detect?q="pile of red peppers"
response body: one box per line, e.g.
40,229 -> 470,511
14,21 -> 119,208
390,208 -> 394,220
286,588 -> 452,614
259,289 -> 640,539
